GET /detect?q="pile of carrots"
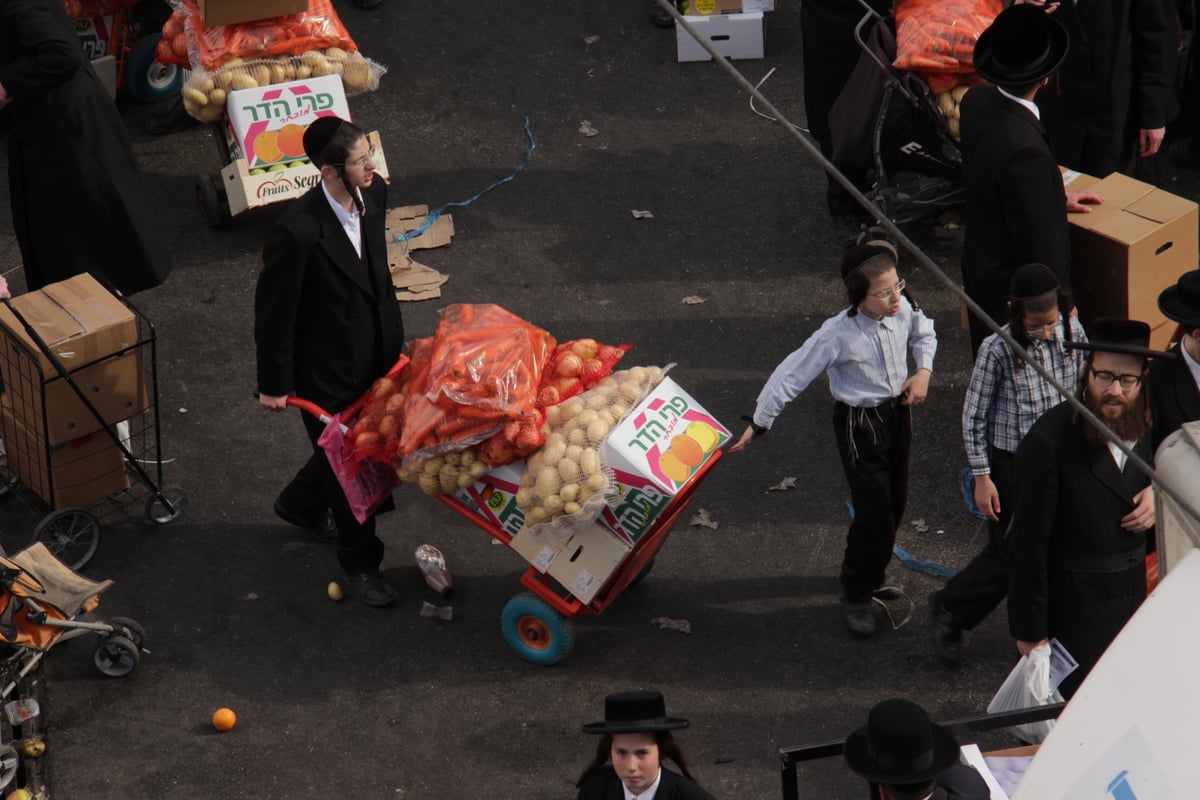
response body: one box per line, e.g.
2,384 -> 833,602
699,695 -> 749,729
893,0 -> 1000,76
155,0 -> 356,72
59,0 -> 139,21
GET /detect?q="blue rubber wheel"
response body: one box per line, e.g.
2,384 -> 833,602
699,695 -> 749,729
124,34 -> 182,103
500,592 -> 575,666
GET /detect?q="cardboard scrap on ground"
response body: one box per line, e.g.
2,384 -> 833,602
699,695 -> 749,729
385,205 -> 454,301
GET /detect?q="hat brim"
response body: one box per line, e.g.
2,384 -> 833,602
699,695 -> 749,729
1158,287 -> 1200,330
973,17 -> 1069,86
1063,340 -> 1175,359
581,717 -> 690,735
842,724 -> 961,785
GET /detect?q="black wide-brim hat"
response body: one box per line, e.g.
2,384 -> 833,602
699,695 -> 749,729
973,4 -> 1069,86
582,691 -> 690,735
1158,270 -> 1200,330
843,699 -> 961,785
1064,317 -> 1174,359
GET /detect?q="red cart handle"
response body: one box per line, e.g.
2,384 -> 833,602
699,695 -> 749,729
285,397 -> 333,424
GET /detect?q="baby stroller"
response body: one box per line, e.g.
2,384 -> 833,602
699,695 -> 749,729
0,542 -> 144,699
827,0 -> 965,226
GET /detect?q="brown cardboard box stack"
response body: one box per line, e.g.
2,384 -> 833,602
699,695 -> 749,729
0,274 -> 143,508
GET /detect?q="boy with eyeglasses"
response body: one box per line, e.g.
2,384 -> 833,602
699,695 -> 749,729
929,263 -> 1087,666
1004,318 -> 1168,698
730,241 -> 937,638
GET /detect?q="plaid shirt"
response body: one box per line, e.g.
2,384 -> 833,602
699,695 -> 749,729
962,317 -> 1088,475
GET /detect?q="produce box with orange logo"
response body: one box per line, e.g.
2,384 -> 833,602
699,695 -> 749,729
225,73 -> 350,170
598,377 -> 729,545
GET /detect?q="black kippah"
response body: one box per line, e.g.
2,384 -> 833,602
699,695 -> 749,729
302,116 -> 346,163
840,240 -> 898,281
1009,263 -> 1059,300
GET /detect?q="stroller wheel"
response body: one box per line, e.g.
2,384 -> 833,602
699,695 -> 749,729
0,744 -> 18,789
93,635 -> 140,678
108,617 -> 147,649
32,509 -> 100,572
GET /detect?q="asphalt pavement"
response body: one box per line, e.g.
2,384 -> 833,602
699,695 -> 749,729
2,2 -> 1199,798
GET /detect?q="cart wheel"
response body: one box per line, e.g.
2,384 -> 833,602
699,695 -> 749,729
0,744 -> 17,790
628,557 -> 655,587
31,509 -> 100,572
108,617 -> 147,649
93,635 -> 139,677
124,34 -> 183,103
145,485 -> 188,524
194,174 -> 231,228
500,592 -> 575,666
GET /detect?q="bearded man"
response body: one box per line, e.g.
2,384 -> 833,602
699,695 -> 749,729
1005,318 -> 1169,698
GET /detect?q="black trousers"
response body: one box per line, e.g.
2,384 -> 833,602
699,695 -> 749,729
833,399 -> 911,602
937,447 -> 1015,629
277,412 -> 385,575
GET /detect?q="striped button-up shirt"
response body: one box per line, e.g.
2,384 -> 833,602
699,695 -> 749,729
752,298 -> 937,429
961,316 -> 1088,475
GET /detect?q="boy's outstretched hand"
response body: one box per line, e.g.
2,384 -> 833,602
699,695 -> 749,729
728,425 -> 757,453
900,368 -> 931,405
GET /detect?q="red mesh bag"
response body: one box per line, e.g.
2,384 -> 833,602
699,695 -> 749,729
172,0 -> 357,71
535,339 -> 631,409
341,356 -> 411,475
893,0 -> 1001,74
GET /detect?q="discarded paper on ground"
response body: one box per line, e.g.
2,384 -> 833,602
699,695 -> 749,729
385,205 -> 452,301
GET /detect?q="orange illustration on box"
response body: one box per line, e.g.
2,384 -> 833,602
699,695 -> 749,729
656,421 -> 721,484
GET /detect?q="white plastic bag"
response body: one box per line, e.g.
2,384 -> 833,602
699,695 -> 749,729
986,642 -> 1063,744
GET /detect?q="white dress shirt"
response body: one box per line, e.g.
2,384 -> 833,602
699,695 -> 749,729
623,768 -> 661,800
321,182 -> 364,258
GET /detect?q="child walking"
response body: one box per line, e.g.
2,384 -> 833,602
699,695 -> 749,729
730,241 -> 937,638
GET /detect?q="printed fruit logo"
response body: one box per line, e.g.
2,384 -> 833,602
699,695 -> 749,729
656,422 -> 720,483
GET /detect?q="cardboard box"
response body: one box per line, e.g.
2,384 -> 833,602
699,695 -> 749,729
0,408 -> 129,509
544,523 -> 632,605
0,274 -> 145,445
1064,171 -> 1198,349
225,74 -> 351,169
462,461 -> 527,540
198,0 -> 306,28
676,11 -> 764,62
680,0 -> 775,13
598,377 -> 730,545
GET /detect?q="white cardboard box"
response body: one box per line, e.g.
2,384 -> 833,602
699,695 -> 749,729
676,11 -> 764,62
226,74 -> 351,169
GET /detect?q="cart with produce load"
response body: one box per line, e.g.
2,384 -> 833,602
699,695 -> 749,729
149,0 -> 389,225
0,274 -> 187,572
287,304 -> 732,666
65,0 -> 185,102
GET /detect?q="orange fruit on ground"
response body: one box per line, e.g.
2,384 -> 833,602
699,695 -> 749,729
276,123 -> 307,158
658,450 -> 691,483
685,421 -> 720,453
212,707 -> 237,731
669,434 -> 705,468
251,130 -> 283,165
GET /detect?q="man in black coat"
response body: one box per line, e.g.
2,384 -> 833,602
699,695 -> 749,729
1006,319 -> 1163,699
1034,0 -> 1176,177
1149,270 -> 1200,453
960,5 -> 1103,355
256,117 -> 405,608
0,0 -> 171,295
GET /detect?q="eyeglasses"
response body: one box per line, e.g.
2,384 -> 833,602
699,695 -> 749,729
1024,319 -> 1061,339
335,145 -> 377,170
1090,369 -> 1143,391
871,279 -> 906,300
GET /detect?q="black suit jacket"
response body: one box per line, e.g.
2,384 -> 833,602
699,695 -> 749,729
1148,345 -> 1200,453
1006,401 -> 1151,697
575,765 -> 716,800
1036,0 -> 1176,175
960,85 -> 1072,328
255,178 -> 403,413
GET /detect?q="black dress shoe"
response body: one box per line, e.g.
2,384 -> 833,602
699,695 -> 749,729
346,571 -> 397,608
928,593 -> 963,666
649,5 -> 674,28
273,498 -> 338,544
840,598 -> 876,638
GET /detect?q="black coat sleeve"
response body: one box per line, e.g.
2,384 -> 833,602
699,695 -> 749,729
1006,415 -> 1060,643
0,0 -> 86,99
255,220 -> 309,398
1131,0 -> 1178,128
997,146 -> 1072,302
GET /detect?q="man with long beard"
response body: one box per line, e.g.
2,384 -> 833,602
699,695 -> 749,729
1005,318 -> 1168,698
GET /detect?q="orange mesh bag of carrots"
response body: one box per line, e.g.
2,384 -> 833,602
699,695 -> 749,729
536,338 -> 631,409
171,0 -> 357,71
892,0 -> 1001,74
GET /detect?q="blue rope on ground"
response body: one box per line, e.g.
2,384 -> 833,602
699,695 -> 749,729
846,500 -> 959,580
392,116 -> 537,250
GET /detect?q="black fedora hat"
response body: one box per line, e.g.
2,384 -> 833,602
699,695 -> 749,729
582,691 -> 690,735
973,4 -> 1069,86
1158,270 -> 1200,330
1065,317 -> 1173,359
843,699 -> 961,785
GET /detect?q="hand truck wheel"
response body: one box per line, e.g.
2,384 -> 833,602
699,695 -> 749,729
124,33 -> 183,103
31,508 -> 100,572
500,592 -> 575,666
145,485 -> 188,524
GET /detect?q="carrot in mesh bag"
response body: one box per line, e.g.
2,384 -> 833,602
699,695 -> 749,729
515,365 -> 667,532
535,338 -> 632,409
893,0 -> 1002,74
172,0 -> 357,71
